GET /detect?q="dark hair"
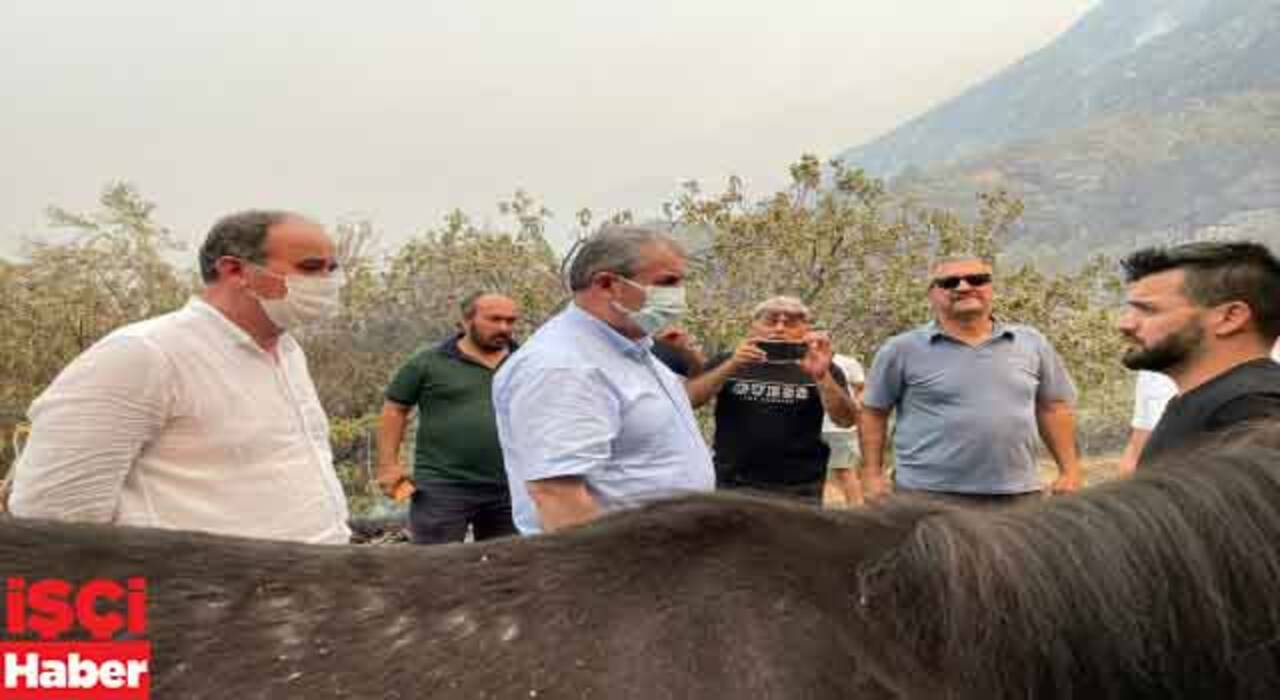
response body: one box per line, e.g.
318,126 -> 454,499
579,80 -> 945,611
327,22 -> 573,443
10,421 -> 1280,698
1121,241 -> 1280,340
855,422 -> 1280,698
197,210 -> 293,283
564,225 -> 684,291
459,291 -> 507,319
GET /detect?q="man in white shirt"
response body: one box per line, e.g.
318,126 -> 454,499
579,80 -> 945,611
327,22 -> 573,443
1116,371 -> 1180,474
8,210 -> 352,544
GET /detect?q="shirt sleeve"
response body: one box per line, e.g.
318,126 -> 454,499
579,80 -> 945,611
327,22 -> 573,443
1131,371 -> 1177,430
502,365 -> 622,483
385,351 -> 428,406
1034,335 -> 1078,405
834,355 -> 865,386
650,341 -> 689,377
9,335 -> 173,522
862,341 -> 905,411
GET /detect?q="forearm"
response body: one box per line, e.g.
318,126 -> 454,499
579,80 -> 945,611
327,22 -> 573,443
375,403 -> 411,478
527,477 -> 602,532
1037,402 -> 1081,477
816,373 -> 858,427
682,349 -> 707,379
1116,429 -> 1149,476
858,409 -> 890,478
685,362 -> 736,408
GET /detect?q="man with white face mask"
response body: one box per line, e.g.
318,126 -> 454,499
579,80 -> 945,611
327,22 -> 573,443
9,210 -> 352,544
492,225 -> 714,534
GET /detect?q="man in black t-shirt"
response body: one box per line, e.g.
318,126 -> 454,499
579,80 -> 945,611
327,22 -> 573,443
1116,241 -> 1280,469
685,296 -> 859,501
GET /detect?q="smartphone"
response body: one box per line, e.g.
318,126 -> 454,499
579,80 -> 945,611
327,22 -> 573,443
757,340 -> 807,363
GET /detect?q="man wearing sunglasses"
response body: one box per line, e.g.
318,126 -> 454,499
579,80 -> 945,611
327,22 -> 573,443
860,256 -> 1081,506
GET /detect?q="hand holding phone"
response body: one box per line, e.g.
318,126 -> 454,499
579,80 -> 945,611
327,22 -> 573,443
756,340 -> 808,363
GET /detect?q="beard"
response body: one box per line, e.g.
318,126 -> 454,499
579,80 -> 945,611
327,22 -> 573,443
468,326 -> 511,352
1122,322 -> 1204,371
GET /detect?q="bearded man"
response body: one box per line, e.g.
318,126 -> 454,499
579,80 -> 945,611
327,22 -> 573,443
377,292 -> 522,543
1117,241 -> 1280,469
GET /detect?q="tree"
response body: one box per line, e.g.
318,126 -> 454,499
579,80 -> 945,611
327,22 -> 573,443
0,183 -> 192,474
671,156 -> 1130,449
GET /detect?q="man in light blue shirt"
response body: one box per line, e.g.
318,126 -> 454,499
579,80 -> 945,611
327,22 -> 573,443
492,225 -> 714,534
860,255 -> 1081,506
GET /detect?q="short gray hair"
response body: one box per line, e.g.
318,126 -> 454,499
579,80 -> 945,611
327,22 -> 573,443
565,225 -> 685,291
198,210 -> 294,283
752,295 -> 810,320
929,254 -> 993,275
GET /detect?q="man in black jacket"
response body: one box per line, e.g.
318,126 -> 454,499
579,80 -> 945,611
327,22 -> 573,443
1119,241 -> 1280,468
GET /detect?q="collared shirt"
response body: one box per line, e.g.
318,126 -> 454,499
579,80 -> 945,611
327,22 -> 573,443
384,334 -> 513,484
9,298 -> 351,543
492,303 -> 714,534
863,320 -> 1076,494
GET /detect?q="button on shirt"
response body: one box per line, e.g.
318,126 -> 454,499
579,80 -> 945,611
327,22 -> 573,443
9,298 -> 351,544
492,304 -> 715,534
863,321 -> 1077,494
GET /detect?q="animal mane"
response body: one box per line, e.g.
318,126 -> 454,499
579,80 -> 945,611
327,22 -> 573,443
856,428 -> 1280,699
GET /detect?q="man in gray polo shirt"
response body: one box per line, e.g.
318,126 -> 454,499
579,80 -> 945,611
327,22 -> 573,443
860,255 -> 1082,506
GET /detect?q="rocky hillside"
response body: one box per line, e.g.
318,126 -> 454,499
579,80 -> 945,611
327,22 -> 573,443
835,0 -> 1280,260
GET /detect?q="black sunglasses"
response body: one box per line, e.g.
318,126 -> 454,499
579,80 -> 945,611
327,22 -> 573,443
931,273 -> 992,290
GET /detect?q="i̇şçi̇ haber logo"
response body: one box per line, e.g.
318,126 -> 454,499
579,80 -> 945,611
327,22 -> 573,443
2,577 -> 150,700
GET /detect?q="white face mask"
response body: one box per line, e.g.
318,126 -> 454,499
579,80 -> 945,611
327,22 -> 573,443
253,268 -> 346,331
613,276 -> 687,336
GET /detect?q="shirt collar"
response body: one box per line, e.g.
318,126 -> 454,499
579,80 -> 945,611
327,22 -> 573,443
186,297 -> 297,355
436,332 -> 519,366
926,318 -> 1015,343
565,303 -> 653,359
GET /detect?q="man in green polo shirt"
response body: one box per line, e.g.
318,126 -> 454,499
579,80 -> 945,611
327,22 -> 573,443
376,292 -> 520,543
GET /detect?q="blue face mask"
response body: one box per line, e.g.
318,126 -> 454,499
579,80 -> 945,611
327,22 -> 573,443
613,277 -> 688,336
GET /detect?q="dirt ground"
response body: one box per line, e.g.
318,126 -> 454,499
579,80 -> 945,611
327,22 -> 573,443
822,453 -> 1126,507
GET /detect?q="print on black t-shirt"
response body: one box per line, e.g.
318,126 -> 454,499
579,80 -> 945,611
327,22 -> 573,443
709,354 -> 847,488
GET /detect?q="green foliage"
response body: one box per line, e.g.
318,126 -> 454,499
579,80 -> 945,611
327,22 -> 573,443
1,183 -> 192,472
3,162 -> 1138,496
672,156 -> 1130,451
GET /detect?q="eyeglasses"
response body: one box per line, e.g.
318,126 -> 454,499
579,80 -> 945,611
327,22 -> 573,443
756,312 -> 808,328
931,273 -> 992,290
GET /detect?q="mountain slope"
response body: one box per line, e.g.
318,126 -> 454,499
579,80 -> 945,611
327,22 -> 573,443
832,0 -> 1280,260
836,0 -> 1280,177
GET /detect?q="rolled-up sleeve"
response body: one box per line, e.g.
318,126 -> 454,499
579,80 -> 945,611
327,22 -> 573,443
501,365 -> 621,484
9,335 -> 172,522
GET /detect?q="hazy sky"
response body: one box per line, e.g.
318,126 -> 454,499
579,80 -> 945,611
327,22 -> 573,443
1,0 -> 1097,258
